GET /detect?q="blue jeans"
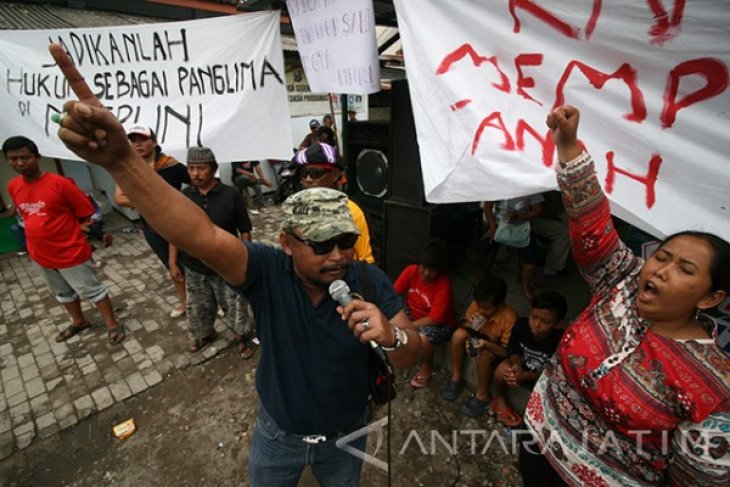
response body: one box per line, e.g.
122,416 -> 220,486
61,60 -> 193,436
249,406 -> 366,486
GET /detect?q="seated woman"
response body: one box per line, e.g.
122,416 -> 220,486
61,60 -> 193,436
521,105 -> 730,487
394,239 -> 457,388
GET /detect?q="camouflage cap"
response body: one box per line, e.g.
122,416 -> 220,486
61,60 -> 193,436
281,188 -> 359,242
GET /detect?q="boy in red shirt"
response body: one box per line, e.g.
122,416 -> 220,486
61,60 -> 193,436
3,136 -> 124,345
394,239 -> 457,388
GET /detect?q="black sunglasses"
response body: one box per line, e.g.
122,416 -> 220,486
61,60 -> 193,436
300,167 -> 332,180
289,232 -> 358,255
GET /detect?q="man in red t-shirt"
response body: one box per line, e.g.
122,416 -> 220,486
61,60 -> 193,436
3,136 -> 125,345
394,239 -> 457,388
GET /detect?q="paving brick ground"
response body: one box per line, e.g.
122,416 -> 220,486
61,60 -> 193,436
0,196 -> 592,484
0,205 -> 284,460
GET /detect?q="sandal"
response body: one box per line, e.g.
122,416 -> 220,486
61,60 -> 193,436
107,325 -> 126,346
460,396 -> 490,417
188,331 -> 219,353
491,400 -> 522,427
169,305 -> 186,319
441,380 -> 465,401
55,321 -> 91,342
236,337 -> 256,360
409,372 -> 434,389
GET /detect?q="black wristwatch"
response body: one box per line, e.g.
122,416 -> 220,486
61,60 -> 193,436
381,326 -> 408,352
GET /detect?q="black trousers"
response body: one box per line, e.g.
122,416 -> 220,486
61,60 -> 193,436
518,436 -> 569,487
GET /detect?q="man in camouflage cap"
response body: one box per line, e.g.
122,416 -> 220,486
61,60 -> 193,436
290,143 -> 375,263
280,187 -> 359,241
49,46 -> 418,482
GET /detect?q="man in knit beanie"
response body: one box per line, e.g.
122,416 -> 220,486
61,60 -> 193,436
171,147 -> 256,358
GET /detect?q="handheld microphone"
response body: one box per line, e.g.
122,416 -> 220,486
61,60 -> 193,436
329,280 -> 388,361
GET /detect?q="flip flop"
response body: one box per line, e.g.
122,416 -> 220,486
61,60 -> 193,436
491,400 -> 522,427
107,325 -> 126,346
409,372 -> 434,389
188,331 -> 219,353
55,321 -> 91,342
461,396 -> 490,417
236,337 -> 256,360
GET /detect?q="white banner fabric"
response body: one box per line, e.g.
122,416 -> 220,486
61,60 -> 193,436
287,0 -> 381,94
0,12 -> 293,163
395,0 -> 730,241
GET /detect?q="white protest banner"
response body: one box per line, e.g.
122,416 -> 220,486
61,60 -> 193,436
395,0 -> 730,241
0,12 -> 292,163
287,0 -> 381,94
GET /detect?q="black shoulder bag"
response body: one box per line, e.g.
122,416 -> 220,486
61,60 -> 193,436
354,262 -> 397,405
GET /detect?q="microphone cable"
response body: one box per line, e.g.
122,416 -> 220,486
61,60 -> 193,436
385,357 -> 393,487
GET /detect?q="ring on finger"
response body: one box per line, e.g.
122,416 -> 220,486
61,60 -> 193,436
360,320 -> 369,331
51,112 -> 66,125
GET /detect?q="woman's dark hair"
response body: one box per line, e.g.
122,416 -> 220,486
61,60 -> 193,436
420,238 -> 450,273
473,276 -> 508,306
531,291 -> 568,322
660,231 -> 730,292
2,136 -> 40,157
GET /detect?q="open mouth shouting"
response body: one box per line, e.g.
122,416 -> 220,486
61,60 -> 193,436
638,279 -> 659,304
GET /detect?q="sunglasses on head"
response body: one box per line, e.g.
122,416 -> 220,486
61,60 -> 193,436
289,232 -> 358,255
300,167 -> 332,180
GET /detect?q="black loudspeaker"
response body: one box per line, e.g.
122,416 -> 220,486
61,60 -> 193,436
382,201 -> 449,280
346,121 -> 390,211
382,200 -> 483,280
389,79 -> 425,205
355,149 -> 389,199
346,80 -> 425,208
345,80 -> 450,270
345,121 -> 390,265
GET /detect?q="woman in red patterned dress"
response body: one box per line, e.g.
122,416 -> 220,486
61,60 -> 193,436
521,105 -> 730,487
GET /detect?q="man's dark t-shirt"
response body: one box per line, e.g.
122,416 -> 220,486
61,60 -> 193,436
235,243 -> 403,435
179,181 -> 251,275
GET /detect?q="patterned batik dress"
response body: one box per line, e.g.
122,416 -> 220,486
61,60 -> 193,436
524,152 -> 730,487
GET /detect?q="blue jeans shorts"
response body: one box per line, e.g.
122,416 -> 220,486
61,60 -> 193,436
249,405 -> 367,486
35,260 -> 108,304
